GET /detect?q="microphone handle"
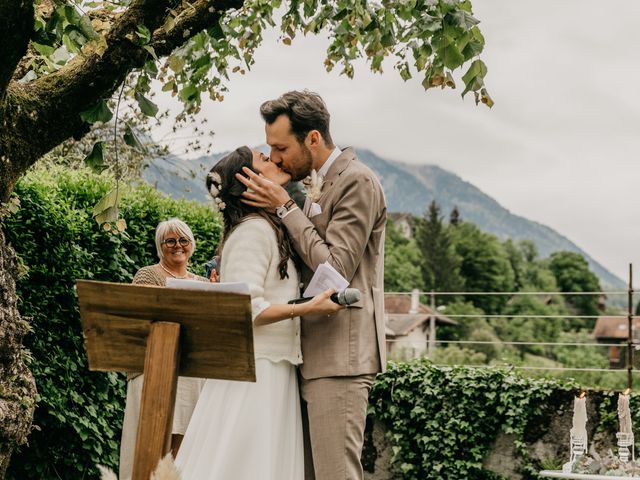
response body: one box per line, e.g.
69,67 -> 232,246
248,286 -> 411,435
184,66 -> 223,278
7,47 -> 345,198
288,293 -> 341,305
287,297 -> 312,305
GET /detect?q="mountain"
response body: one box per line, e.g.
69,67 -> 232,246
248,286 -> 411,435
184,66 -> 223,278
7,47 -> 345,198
142,148 -> 625,289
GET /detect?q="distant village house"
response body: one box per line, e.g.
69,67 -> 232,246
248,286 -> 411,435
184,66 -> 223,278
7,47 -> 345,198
385,289 -> 457,360
592,315 -> 639,368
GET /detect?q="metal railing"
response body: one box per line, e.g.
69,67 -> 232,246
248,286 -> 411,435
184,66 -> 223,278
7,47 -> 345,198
384,265 -> 637,388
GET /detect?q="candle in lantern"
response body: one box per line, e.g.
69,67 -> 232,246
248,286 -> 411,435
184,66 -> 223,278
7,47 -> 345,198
618,388 -> 633,434
570,391 -> 588,441
563,392 -> 588,473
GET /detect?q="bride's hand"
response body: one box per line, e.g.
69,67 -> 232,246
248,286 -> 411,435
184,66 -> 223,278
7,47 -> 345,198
303,288 -> 345,316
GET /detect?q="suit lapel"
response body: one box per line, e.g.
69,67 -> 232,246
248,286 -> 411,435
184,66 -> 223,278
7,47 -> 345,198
320,147 -> 355,198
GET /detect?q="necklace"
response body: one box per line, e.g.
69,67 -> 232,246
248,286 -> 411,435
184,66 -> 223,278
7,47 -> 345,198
158,262 -> 189,279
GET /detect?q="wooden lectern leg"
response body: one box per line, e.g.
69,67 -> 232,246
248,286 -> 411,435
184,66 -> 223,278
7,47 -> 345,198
132,322 -> 181,480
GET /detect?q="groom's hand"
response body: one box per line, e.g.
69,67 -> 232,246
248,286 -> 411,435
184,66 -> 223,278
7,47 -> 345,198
236,167 -> 290,210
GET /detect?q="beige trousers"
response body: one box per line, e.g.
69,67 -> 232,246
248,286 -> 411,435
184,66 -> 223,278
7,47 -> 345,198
300,374 -> 375,480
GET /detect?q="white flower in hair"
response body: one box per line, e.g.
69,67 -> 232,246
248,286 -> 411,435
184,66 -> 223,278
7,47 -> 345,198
208,171 -> 225,210
208,171 -> 222,184
302,169 -> 324,203
213,196 -> 226,211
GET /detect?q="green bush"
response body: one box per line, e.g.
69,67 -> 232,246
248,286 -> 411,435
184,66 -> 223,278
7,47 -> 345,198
368,359 -> 572,479
4,165 -> 221,479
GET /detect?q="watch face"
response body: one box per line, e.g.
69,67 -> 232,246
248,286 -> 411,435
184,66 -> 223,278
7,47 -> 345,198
276,206 -> 286,218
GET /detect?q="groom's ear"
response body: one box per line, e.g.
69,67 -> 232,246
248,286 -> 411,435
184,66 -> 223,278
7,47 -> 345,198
306,129 -> 321,148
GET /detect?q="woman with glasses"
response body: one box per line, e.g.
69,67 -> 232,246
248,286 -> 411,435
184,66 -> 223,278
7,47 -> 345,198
119,218 -> 209,480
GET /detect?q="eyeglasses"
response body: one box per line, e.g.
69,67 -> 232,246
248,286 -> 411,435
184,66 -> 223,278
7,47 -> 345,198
162,237 -> 191,248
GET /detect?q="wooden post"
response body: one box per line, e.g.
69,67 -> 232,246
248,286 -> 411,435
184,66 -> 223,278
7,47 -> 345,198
628,264 -> 634,390
428,291 -> 436,356
132,322 -> 181,480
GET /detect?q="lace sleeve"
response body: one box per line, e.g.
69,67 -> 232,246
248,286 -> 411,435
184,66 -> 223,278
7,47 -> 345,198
132,265 -> 165,286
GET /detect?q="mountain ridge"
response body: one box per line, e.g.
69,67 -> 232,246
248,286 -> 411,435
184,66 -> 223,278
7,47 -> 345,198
142,148 -> 625,289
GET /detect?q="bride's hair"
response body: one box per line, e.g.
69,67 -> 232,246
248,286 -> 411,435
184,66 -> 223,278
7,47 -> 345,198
206,146 -> 295,279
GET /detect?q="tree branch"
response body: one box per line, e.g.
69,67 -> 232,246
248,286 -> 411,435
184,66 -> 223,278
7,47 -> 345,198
0,0 -> 243,201
151,0 -> 243,57
0,0 -> 34,97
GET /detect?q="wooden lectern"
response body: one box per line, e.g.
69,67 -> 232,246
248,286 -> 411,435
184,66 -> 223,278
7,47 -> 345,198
76,280 -> 255,480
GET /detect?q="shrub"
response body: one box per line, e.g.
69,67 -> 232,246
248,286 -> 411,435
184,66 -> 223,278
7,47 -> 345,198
4,165 -> 221,479
368,359 -> 569,479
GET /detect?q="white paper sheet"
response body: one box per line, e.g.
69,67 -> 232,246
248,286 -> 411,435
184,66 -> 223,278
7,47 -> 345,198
303,261 -> 349,297
166,278 -> 250,295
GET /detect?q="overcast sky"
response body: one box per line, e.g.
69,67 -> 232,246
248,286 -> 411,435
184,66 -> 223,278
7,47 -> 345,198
153,0 -> 640,286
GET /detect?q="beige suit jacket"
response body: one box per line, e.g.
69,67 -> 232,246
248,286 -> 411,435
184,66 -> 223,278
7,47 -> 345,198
283,147 -> 387,379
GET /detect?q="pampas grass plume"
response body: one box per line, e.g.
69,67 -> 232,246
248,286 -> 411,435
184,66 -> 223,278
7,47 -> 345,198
151,453 -> 181,480
98,465 -> 118,480
97,453 -> 180,480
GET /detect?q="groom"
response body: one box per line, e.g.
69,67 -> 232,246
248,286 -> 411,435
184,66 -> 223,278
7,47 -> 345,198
237,90 -> 387,479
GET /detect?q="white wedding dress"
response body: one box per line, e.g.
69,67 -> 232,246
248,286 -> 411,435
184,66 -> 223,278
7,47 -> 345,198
175,217 -> 304,480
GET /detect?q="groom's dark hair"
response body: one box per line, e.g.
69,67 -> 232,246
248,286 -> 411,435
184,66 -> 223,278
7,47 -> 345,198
260,90 -> 334,146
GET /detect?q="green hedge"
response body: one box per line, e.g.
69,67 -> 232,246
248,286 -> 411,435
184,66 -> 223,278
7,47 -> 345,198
368,359 -> 575,479
4,165 -> 221,479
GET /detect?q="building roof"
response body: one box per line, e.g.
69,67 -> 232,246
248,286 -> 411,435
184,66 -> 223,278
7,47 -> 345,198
388,212 -> 415,224
385,294 -> 457,337
593,316 -> 639,340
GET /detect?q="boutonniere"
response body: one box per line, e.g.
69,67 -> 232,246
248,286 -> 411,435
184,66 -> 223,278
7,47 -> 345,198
302,169 -> 324,203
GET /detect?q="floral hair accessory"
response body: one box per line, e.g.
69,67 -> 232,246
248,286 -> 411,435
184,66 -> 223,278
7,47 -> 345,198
207,171 -> 226,211
302,169 -> 324,203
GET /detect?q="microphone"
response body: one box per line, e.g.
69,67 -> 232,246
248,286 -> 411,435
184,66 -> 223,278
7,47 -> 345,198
288,288 -> 361,306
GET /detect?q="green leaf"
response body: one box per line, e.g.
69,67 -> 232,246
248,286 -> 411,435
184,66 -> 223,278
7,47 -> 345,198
135,24 -> 151,45
399,64 -> 412,81
449,10 -> 480,30
179,84 -> 198,102
333,8 -> 349,21
80,99 -> 113,124
143,58 -> 158,76
167,54 -> 185,73
123,123 -> 147,152
381,33 -> 395,48
134,92 -> 158,117
461,59 -> 487,85
83,142 -> 108,174
442,43 -> 465,70
77,15 -> 100,41
163,15 -> 176,33
62,30 -> 84,54
461,58 -> 487,96
92,188 -> 123,225
63,5 -> 81,26
143,45 -> 158,62
462,27 -> 485,58
161,80 -> 177,93
32,42 -> 56,56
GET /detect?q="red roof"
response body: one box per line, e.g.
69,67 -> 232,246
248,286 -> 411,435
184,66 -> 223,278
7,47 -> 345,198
593,316 -> 639,339
384,294 -> 457,337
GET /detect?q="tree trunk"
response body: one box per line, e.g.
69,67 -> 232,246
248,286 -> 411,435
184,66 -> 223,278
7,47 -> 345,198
0,226 -> 36,476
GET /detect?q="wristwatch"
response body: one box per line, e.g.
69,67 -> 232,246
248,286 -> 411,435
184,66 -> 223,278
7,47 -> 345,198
276,199 -> 296,219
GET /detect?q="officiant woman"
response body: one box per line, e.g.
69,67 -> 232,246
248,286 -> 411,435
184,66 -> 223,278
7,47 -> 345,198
118,217 -> 210,480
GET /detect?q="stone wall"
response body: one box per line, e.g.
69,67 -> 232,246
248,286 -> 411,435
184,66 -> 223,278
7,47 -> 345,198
362,390 -> 624,479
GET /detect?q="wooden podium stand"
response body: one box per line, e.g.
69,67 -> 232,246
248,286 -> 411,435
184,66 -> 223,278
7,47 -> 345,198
76,280 -> 255,480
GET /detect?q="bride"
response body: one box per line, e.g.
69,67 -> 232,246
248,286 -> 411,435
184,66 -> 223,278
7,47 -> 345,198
174,146 -> 342,479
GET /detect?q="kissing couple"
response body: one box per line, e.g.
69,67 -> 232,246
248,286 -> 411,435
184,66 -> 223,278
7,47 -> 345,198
175,90 -> 387,480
